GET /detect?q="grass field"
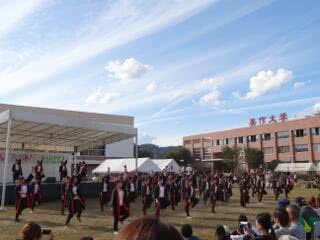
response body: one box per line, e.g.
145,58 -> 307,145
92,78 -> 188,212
0,186 -> 318,240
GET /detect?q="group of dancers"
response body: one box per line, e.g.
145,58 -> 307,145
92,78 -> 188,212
12,159 -> 296,234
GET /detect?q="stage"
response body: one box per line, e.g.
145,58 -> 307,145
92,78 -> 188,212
0,182 -> 100,205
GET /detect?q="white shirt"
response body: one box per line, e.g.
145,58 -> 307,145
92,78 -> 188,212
103,183 -> 108,192
72,186 -> 79,199
146,186 -> 150,195
130,183 -> 135,192
34,184 -> 39,194
118,190 -> 124,206
159,186 -> 165,198
15,164 -> 20,171
21,185 -> 28,198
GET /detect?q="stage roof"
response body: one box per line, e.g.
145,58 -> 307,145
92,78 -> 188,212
0,107 -> 137,152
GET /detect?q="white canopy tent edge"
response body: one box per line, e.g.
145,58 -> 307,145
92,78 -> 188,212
0,109 -> 138,210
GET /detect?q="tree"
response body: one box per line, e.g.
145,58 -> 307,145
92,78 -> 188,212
164,147 -> 192,166
138,149 -> 153,158
265,159 -> 280,170
244,147 -> 264,170
222,146 -> 241,171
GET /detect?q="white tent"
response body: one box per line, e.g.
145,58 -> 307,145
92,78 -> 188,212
152,159 -> 181,173
92,158 -> 160,174
275,163 -> 317,173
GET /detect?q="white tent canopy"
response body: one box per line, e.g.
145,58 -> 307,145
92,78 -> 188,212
92,158 -> 160,174
0,107 -> 137,209
152,159 -> 181,173
275,163 -> 317,173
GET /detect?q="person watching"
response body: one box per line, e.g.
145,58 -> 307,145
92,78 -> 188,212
181,224 -> 199,240
255,213 -> 276,240
273,208 -> 290,239
20,223 -> 54,240
114,217 -> 183,240
215,225 -> 230,240
286,204 -> 306,240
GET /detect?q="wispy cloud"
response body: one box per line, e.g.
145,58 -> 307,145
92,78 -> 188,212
0,0 -> 44,38
0,0 -> 217,95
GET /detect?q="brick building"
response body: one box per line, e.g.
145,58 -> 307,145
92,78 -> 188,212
183,114 -> 320,163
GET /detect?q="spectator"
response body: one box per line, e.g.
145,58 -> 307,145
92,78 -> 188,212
80,237 -> 95,240
231,214 -> 248,235
286,204 -> 306,240
114,217 -> 183,240
181,224 -> 199,240
277,198 -> 290,209
215,225 -> 230,240
255,213 -> 276,240
20,222 -> 54,240
296,197 -> 320,239
273,208 -> 290,239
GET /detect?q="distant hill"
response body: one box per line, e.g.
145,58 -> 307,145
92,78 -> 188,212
138,144 -> 182,159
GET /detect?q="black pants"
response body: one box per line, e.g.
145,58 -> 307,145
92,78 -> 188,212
99,192 -> 109,211
185,201 -> 190,216
142,195 -> 152,215
16,198 -> 28,220
66,199 -> 82,224
31,194 -> 41,210
113,206 -> 129,231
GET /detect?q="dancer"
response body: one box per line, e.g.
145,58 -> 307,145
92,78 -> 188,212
60,177 -> 71,215
111,180 -> 130,234
256,174 -> 266,203
30,179 -> 42,212
12,159 -> 23,184
99,176 -> 110,211
59,160 -> 68,181
154,178 -> 169,217
142,177 -> 153,215
127,177 -> 137,203
168,176 -> 177,210
65,177 -> 85,225
239,173 -> 250,208
184,179 -> 198,219
34,160 -> 44,183
15,177 -> 31,222
209,177 -> 217,213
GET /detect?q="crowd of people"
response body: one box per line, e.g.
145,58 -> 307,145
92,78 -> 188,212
13,158 -> 320,240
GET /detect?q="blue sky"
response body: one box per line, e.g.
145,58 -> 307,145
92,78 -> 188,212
0,0 -> 320,146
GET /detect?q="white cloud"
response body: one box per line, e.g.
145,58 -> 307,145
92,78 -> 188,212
85,88 -> 119,104
313,103 -> 320,114
105,58 -> 150,83
139,132 -> 156,144
0,0 -> 44,38
293,81 -> 306,89
245,68 -> 293,99
200,87 -> 221,106
0,0 -> 217,95
146,82 -> 156,92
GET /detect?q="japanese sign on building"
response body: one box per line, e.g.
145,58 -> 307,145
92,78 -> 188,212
249,112 -> 288,127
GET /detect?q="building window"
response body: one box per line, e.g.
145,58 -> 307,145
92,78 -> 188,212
295,129 -> 307,138
277,131 -> 289,139
223,138 -> 229,145
263,133 -> 271,141
263,147 -> 274,155
238,137 -> 244,144
313,143 -> 320,152
312,127 -> 320,136
295,144 -> 308,152
278,146 -> 290,153
249,135 -> 257,142
216,139 -> 220,146
229,138 -> 234,145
